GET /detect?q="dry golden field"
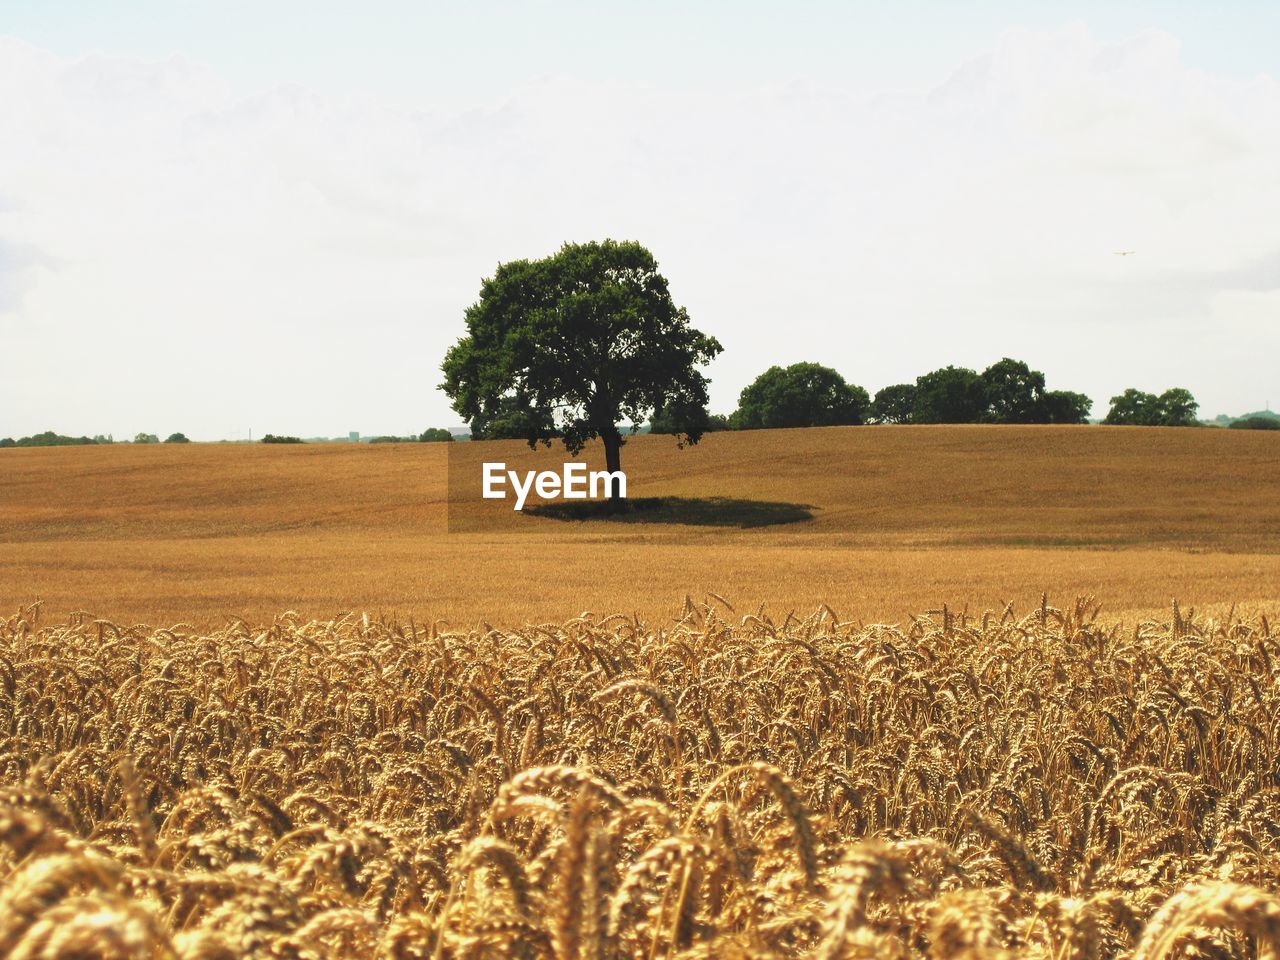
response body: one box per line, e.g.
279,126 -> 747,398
4,426 -> 1280,958
2,424 -> 1279,627
5,598 -> 1280,958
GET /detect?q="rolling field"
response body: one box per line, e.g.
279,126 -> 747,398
4,426 -> 1280,958
2,424 -> 1279,627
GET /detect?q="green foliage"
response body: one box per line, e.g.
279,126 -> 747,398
164,433 -> 191,444
418,428 -> 453,443
733,362 -> 869,430
261,434 -> 303,444
1237,409 -> 1280,423
980,358 -> 1046,423
1157,388 -> 1199,426
1104,387 -> 1199,426
469,393 -> 559,441
2,431 -> 97,447
440,240 -> 721,486
1229,417 -> 1280,430
133,433 -> 160,444
870,384 -> 917,424
367,436 -> 411,443
1103,388 -> 1158,425
647,406 -> 731,438
1043,390 -> 1093,425
912,366 -> 986,424
727,357 -> 1089,428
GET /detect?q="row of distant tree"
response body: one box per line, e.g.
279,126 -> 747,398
668,358 -> 1096,432
460,360 -> 1220,439
0,431 -> 190,447
0,430 -> 457,447
642,359 -> 1201,434
636,367 -> 1204,435
1225,414 -> 1280,430
457,356 -> 1207,440
1100,388 -> 1199,427
318,429 -> 453,443
259,430 -> 455,444
455,359 -> 1072,439
2,389 -> 1253,451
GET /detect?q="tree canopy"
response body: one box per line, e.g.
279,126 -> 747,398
0,431 -> 97,448
732,363 -> 869,430
980,358 -> 1046,423
870,384 -> 917,424
1104,388 -> 1199,426
1157,388 -> 1199,426
441,240 -> 722,496
164,433 -> 190,444
912,366 -> 987,424
468,393 -> 558,442
1042,390 -> 1092,425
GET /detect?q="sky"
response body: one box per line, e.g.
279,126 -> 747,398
2,1 -> 1279,440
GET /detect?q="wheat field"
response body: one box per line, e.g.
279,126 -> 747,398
3,425 -> 1280,626
4,425 -> 1280,956
4,594 -> 1280,958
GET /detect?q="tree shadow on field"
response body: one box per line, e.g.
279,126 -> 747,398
526,496 -> 816,528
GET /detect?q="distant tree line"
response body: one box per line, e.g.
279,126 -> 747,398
1101,388 -> 1199,427
0,430 -> 197,447
1214,409 -> 1280,430
460,355 -> 1220,438
645,362 -> 1217,434
645,358 -> 1095,434
0,431 -> 100,448
361,430 -> 454,443
258,430 -> 454,444
1230,417 -> 1280,430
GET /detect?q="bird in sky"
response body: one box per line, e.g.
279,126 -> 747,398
1113,250 -> 1136,256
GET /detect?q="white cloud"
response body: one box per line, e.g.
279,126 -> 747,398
1,24 -> 1279,438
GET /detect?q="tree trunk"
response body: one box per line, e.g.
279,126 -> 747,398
602,429 -> 624,511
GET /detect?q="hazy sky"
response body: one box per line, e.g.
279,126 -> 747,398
3,1 -> 1279,439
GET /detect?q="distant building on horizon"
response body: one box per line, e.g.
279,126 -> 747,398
349,431 -> 359,443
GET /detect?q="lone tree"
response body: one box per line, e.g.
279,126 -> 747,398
441,240 -> 722,501
732,363 -> 869,429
